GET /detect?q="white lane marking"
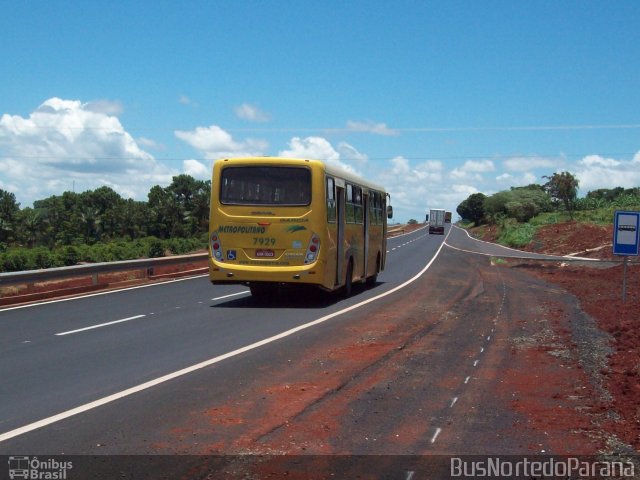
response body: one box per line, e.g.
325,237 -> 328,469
0,228 -> 453,443
430,427 -> 442,444
450,397 -> 458,408
480,347 -> 484,353
447,226 -> 598,262
0,274 -> 210,313
406,471 -> 415,480
473,359 -> 479,367
212,291 -> 250,301
55,315 -> 146,336
464,376 -> 471,384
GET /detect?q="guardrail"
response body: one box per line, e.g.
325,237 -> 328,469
387,227 -> 405,237
0,252 -> 209,306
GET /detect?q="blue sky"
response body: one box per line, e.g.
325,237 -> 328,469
1,1 -> 639,222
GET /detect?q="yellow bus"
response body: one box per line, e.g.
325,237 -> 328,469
208,157 -> 392,298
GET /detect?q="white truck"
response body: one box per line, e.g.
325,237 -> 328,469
428,208 -> 445,234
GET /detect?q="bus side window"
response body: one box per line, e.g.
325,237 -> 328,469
327,177 -> 336,222
354,186 -> 363,224
370,192 -> 379,225
346,184 -> 355,223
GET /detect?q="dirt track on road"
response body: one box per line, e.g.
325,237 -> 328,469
155,245 -> 627,465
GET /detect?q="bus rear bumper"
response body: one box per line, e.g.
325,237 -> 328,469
208,259 -> 330,289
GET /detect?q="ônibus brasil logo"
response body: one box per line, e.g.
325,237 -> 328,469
8,456 -> 73,480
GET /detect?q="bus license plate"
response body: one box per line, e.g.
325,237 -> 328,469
256,249 -> 275,258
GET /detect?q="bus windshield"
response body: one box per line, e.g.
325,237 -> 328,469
220,166 -> 311,206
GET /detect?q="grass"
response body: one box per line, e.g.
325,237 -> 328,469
496,221 -> 537,248
460,200 -> 640,249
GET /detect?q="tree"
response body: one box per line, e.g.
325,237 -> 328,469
17,208 -> 43,248
543,172 -> 579,219
483,187 -> 552,223
457,193 -> 486,225
0,189 -> 20,243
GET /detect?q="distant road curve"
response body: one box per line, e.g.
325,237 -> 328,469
445,225 -> 604,262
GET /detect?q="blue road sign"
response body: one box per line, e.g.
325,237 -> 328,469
613,210 -> 640,256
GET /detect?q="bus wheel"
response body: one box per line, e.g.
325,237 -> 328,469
342,260 -> 353,297
366,254 -> 381,287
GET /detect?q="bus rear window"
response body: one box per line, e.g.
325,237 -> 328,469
220,166 -> 311,206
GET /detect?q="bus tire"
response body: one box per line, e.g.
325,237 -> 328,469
366,253 -> 381,287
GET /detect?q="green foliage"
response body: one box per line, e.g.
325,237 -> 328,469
0,175 -> 211,271
147,239 -> 166,258
496,220 -> 537,248
483,186 -> 552,223
1,249 -> 30,272
61,246 -> 79,266
543,171 -> 579,218
456,192 -> 486,224
457,173 -> 639,250
0,237 -> 207,272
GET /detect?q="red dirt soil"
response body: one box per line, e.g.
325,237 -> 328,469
478,221 -> 639,451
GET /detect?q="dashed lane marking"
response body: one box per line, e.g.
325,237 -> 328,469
0,226 -> 454,443
55,314 -> 146,336
212,291 -> 250,301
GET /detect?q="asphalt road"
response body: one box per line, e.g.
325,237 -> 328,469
0,224 -> 445,452
1,224 -> 601,479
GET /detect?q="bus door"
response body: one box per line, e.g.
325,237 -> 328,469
335,182 -> 345,287
363,192 -> 370,278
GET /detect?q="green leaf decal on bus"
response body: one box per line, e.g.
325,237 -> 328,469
286,225 -> 307,233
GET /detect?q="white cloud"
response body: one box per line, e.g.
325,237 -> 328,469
579,154 -> 621,167
0,97 -> 175,206
503,156 -> 558,171
449,159 -> 494,181
462,159 -> 495,172
374,157 -> 455,222
496,171 -> 538,186
137,136 -> 165,151
175,124 -> 268,160
337,142 -> 368,165
234,103 -> 270,122
278,136 -> 356,172
84,99 -> 124,116
346,120 -> 399,136
179,95 -> 198,107
575,151 -> 640,192
183,159 -> 210,180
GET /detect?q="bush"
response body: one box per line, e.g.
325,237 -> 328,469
61,246 -> 79,266
497,221 -> 537,247
31,247 -> 56,269
147,239 -> 165,258
2,250 -> 29,272
0,235 -> 206,272
485,188 -> 552,224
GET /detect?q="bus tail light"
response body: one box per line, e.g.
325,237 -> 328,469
304,234 -> 320,264
210,231 -> 224,261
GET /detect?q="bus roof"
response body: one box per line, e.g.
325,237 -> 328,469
215,157 -> 387,193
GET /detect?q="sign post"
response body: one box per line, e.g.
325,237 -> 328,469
613,210 -> 640,303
